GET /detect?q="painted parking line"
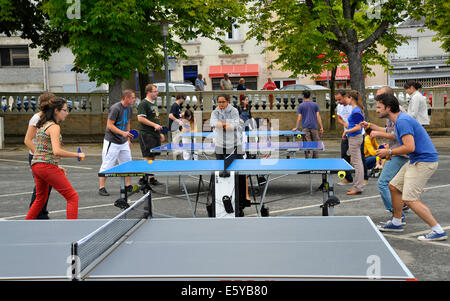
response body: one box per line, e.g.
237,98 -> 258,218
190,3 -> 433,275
0,158 -> 93,170
0,192 -> 208,220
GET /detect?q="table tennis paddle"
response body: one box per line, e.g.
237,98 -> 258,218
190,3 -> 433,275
160,126 -> 169,134
130,129 -> 139,139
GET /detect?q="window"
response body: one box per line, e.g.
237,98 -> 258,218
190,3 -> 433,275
391,39 -> 418,60
0,46 -> 30,67
225,19 -> 240,41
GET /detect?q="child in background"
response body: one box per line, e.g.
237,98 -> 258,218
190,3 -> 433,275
181,109 -> 198,160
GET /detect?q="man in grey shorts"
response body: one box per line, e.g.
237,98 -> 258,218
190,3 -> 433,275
375,93 -> 447,241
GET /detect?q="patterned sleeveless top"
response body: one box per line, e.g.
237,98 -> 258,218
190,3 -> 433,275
31,121 -> 62,166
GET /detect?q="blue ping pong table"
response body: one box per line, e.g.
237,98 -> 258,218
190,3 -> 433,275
152,141 -> 324,158
0,194 -> 415,280
99,158 -> 354,218
152,141 -> 325,197
180,130 -> 304,140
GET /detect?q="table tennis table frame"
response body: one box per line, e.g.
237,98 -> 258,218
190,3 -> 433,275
101,160 -> 349,218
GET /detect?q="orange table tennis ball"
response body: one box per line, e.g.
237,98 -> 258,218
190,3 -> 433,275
148,160 -> 153,164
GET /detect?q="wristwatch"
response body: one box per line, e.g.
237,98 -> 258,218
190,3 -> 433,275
388,149 -> 393,156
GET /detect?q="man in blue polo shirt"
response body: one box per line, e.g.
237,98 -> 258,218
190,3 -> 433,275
292,90 -> 323,158
374,93 -> 446,241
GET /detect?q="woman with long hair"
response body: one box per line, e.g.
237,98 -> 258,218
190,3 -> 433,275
238,96 -> 252,125
181,109 -> 198,160
342,90 -> 365,195
26,97 -> 85,219
24,93 -> 56,219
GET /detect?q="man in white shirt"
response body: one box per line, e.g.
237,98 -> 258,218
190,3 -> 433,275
404,81 -> 430,126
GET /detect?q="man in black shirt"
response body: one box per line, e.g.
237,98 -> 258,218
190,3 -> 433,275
137,84 -> 165,185
169,94 -> 186,159
169,94 -> 185,133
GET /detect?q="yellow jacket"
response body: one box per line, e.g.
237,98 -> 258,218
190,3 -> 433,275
364,135 -> 379,158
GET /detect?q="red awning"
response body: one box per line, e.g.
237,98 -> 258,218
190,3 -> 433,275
317,66 -> 350,81
209,64 -> 259,78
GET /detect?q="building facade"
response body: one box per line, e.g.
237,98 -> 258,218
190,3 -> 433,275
388,18 -> 450,88
2,18 -> 448,94
0,35 -> 106,93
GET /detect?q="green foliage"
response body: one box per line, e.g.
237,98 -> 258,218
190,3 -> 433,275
5,0 -> 248,86
247,0 -> 411,80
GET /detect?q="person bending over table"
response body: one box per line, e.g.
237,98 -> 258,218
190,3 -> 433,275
210,94 -> 251,215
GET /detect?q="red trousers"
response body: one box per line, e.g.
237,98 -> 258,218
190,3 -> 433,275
26,163 -> 78,219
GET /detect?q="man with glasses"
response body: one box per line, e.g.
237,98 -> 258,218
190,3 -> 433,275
98,89 -> 136,196
137,84 -> 165,186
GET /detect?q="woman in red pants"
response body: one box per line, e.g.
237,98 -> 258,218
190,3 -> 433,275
26,97 -> 85,220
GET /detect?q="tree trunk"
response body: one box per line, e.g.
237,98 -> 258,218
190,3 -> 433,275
329,67 -> 337,130
347,50 -> 369,120
138,72 -> 150,100
109,76 -> 122,104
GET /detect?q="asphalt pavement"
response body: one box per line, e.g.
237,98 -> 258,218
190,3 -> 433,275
1,137 -> 449,281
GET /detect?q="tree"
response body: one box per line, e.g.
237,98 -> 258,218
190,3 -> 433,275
0,0 -> 68,59
42,0 -> 250,102
409,0 -> 450,64
247,0 -> 414,119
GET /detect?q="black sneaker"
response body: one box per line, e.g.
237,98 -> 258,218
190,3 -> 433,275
114,198 -> 130,210
138,178 -> 148,186
98,187 -> 110,196
36,215 -> 50,220
149,178 -> 162,186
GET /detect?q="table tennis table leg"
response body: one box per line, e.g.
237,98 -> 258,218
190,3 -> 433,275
120,178 -> 126,200
320,174 -> 337,216
258,174 -> 271,216
179,176 -> 196,217
328,175 -> 335,216
320,174 -> 329,216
